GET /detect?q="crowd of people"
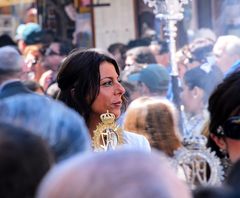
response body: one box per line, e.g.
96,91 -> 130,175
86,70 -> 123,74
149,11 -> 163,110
0,20 -> 240,197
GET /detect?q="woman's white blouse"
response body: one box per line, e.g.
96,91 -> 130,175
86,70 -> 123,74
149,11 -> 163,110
122,130 -> 151,152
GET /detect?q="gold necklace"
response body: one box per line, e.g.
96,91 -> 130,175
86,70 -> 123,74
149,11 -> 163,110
92,110 -> 123,151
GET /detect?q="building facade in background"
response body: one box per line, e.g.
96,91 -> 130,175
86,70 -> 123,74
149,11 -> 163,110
0,0 -> 240,49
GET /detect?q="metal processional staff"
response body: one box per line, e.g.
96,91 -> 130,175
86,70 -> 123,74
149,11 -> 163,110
143,0 -> 188,135
143,0 -> 224,189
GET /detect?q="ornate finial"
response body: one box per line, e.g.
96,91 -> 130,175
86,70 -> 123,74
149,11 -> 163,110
143,0 -> 189,19
92,110 -> 123,152
182,135 -> 207,150
173,135 -> 224,189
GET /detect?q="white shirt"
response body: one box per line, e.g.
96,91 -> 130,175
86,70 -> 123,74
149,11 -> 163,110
122,130 -> 151,152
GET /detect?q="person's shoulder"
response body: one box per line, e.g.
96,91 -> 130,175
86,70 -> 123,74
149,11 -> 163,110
122,130 -> 151,152
0,80 -> 34,99
123,130 -> 144,139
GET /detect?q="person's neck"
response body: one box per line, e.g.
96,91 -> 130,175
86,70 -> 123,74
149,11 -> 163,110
87,114 -> 101,138
189,106 -> 205,118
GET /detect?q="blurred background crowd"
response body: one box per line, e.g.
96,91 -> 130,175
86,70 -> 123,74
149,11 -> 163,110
0,0 -> 240,198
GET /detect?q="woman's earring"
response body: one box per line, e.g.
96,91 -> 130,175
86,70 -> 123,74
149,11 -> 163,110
219,148 -> 232,174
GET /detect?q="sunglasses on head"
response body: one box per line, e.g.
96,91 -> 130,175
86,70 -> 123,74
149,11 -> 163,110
219,116 -> 240,140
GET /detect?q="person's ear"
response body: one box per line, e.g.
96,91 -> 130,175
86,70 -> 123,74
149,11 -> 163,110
71,88 -> 75,98
18,40 -> 26,53
85,93 -> 91,104
210,133 -> 226,150
192,86 -> 203,99
139,82 -> 150,96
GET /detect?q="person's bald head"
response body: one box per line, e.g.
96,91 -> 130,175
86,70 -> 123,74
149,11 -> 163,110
37,149 -> 191,198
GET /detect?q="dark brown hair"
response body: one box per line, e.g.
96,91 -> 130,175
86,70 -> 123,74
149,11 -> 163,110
208,71 -> 240,158
0,122 -> 53,198
57,48 -> 126,122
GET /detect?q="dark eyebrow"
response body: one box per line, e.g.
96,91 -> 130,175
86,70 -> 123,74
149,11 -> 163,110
100,75 -> 120,81
100,77 -> 112,81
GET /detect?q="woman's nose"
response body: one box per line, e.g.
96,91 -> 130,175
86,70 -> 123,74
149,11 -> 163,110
115,81 -> 125,95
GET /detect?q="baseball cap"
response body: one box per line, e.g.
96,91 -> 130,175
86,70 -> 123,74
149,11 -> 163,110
21,23 -> 43,45
128,64 -> 170,92
15,24 -> 26,41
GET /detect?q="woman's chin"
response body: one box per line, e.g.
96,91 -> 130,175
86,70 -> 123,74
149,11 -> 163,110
112,110 -> 121,119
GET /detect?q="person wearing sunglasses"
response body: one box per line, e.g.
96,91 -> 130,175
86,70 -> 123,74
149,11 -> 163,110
40,40 -> 73,91
207,70 -> 240,176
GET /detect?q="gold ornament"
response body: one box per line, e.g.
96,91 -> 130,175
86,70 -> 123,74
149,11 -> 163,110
92,110 -> 123,151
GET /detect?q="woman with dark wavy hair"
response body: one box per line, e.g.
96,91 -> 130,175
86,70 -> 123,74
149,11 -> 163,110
57,48 -> 150,151
207,71 -> 240,176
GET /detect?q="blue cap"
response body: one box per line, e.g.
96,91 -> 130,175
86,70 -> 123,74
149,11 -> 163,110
128,64 -> 170,92
21,23 -> 43,45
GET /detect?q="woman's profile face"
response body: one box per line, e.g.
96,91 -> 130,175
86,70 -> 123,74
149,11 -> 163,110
90,61 -> 125,119
180,82 -> 204,114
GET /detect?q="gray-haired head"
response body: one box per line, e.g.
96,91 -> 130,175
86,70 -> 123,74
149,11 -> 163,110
0,94 -> 91,161
36,149 -> 191,198
213,35 -> 240,73
0,46 -> 23,74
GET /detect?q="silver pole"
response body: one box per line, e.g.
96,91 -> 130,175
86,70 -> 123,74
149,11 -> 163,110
143,0 -> 190,135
